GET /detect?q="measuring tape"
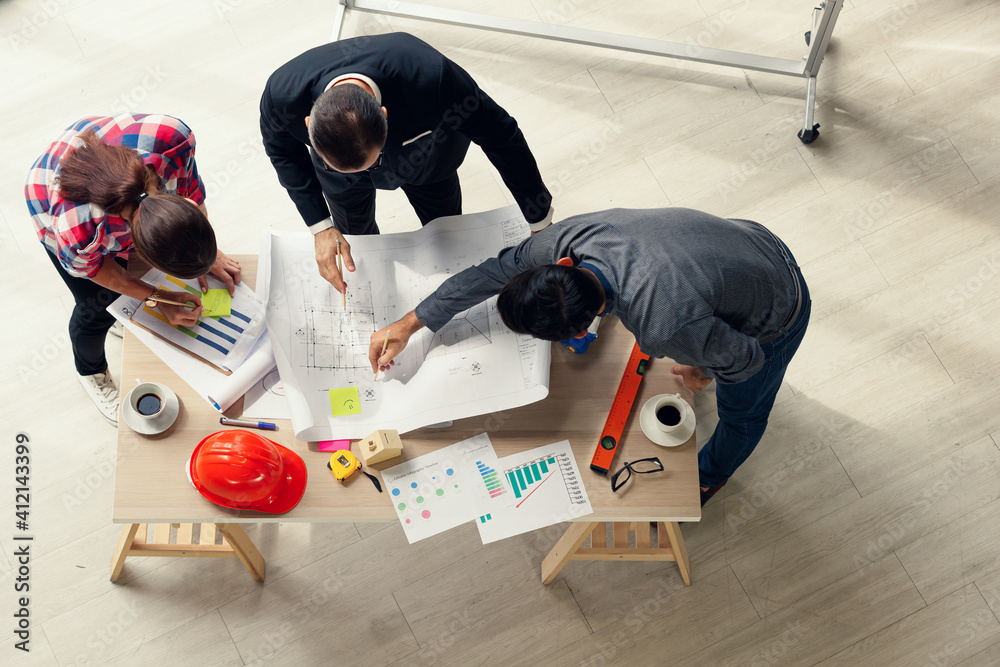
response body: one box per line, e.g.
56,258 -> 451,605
590,342 -> 651,475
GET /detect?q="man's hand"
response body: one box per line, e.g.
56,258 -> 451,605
314,227 -> 355,293
199,251 -> 242,295
369,311 -> 425,374
671,364 -> 712,394
157,290 -> 203,326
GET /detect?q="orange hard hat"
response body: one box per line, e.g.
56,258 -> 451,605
188,430 -> 307,514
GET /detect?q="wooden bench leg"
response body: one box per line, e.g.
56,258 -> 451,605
111,524 -> 140,583
660,521 -> 692,586
541,522 -> 597,584
217,524 -> 266,583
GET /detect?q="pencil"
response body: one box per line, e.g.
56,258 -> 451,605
336,239 -> 346,307
149,296 -> 198,308
376,329 -> 390,379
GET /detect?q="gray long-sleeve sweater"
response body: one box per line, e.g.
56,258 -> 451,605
415,208 -> 801,384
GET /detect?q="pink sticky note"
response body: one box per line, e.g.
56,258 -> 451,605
318,439 -> 351,452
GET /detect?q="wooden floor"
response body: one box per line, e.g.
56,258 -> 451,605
2,0 -> 1000,664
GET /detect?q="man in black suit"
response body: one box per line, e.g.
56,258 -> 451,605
261,32 -> 553,292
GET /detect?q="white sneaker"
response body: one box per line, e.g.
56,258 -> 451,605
108,322 -> 124,339
78,370 -> 119,427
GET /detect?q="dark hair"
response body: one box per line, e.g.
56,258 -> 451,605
309,84 -> 387,170
132,197 -> 217,279
56,129 -> 217,279
497,265 -> 604,341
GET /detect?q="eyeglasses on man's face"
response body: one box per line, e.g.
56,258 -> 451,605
610,457 -> 665,492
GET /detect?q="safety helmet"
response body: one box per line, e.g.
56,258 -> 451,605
188,430 -> 307,514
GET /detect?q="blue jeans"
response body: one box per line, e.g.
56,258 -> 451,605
697,263 -> 811,488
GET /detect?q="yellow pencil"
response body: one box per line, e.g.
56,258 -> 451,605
336,239 -> 346,307
376,329 -> 390,379
149,296 -> 198,308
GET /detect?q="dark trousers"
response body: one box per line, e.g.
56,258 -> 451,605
45,249 -> 124,376
697,251 -> 811,488
320,173 -> 463,235
312,134 -> 469,235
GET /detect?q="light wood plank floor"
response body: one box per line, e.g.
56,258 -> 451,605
2,0 -> 1000,664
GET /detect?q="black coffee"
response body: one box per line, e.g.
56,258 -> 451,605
137,393 -> 162,416
656,405 -> 681,426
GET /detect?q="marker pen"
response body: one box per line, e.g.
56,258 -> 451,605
219,417 -> 277,431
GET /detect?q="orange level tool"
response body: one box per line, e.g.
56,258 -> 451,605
590,342 -> 651,475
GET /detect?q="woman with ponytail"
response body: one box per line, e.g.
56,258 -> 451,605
25,114 -> 241,426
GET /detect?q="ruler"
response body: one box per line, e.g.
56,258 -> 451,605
590,342 -> 651,475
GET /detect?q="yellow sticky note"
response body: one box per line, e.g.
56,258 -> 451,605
329,386 -> 362,417
200,289 -> 231,318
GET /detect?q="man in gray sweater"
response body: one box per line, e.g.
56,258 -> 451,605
369,208 -> 810,506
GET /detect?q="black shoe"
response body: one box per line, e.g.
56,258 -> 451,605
700,482 -> 726,507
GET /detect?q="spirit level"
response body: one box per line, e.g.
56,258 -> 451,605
590,343 -> 651,475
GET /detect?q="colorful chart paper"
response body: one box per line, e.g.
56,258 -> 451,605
476,441 -> 592,544
381,434 -> 507,544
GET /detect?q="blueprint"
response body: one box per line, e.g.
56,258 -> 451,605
262,206 -> 551,441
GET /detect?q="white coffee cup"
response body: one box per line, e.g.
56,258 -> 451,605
129,382 -> 166,420
640,393 -> 696,447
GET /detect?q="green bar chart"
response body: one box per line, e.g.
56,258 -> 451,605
506,457 -> 557,499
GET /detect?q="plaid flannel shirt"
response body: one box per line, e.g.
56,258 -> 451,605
25,114 -> 206,278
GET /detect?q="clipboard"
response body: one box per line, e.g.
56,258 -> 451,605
129,307 -> 233,376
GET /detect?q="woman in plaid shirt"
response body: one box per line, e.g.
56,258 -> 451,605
25,114 -> 241,426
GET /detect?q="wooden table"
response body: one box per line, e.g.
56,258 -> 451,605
112,257 -> 700,584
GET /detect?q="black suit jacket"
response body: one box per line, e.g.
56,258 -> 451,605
260,32 -> 551,227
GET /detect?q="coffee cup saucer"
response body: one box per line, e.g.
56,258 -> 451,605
639,394 -> 696,447
122,383 -> 179,435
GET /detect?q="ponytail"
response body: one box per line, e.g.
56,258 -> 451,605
56,128 -> 217,279
55,130 -> 158,215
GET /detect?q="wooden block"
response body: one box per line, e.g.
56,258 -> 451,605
358,429 -> 404,465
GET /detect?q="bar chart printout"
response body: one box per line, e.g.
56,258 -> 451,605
477,460 -> 507,499
476,441 -> 592,543
507,456 -> 556,499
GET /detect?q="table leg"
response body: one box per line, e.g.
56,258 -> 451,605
110,524 -> 140,583
217,523 -> 266,583
660,521 -> 692,586
541,522 -> 598,584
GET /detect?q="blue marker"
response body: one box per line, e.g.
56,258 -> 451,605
219,417 -> 277,431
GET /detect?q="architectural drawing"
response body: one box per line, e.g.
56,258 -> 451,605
262,206 -> 551,441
